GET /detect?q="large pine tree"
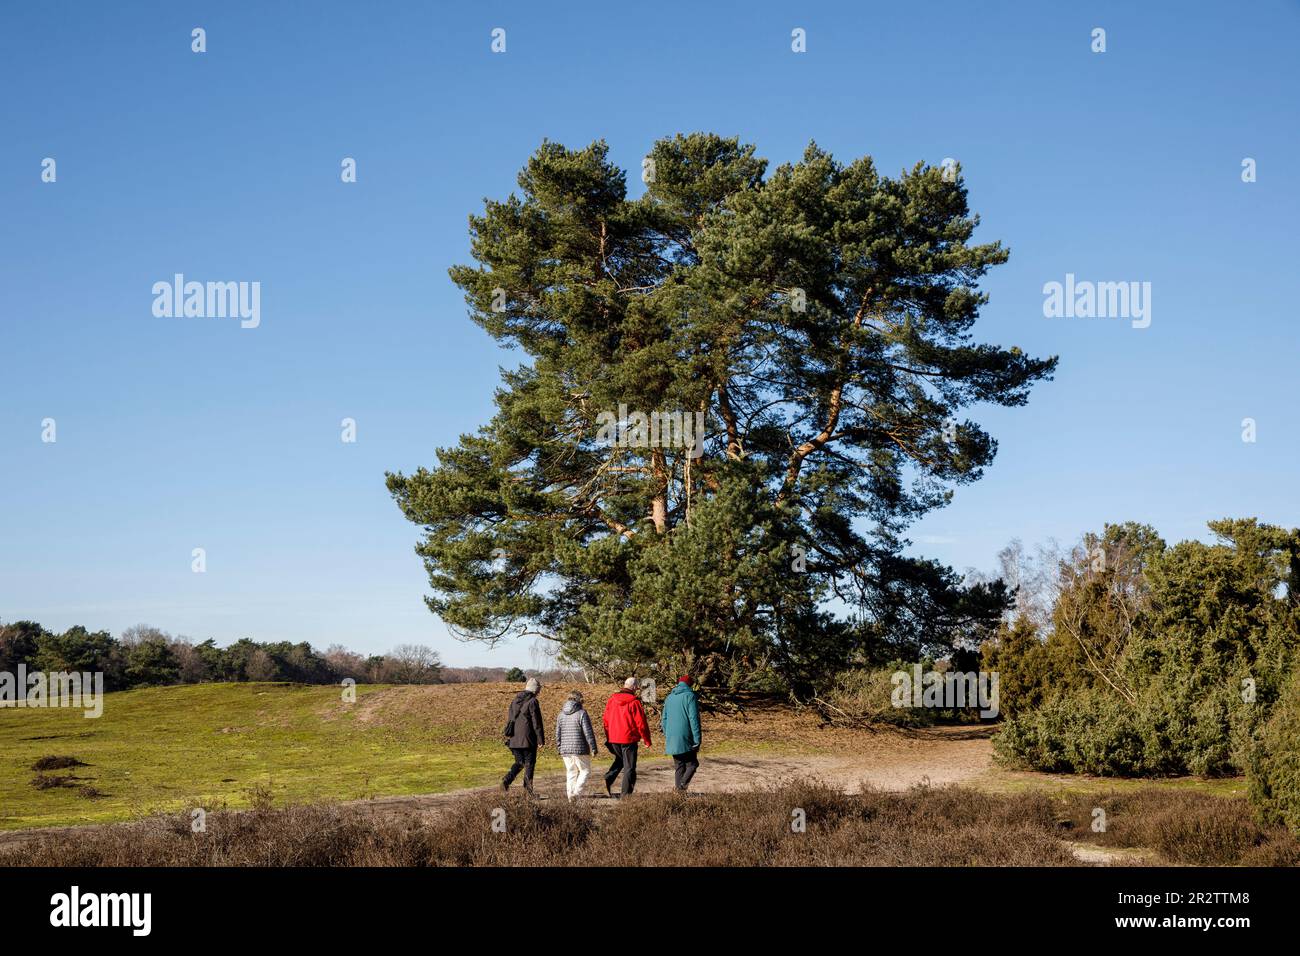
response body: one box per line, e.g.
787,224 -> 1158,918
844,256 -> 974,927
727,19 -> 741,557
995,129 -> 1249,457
387,134 -> 1056,693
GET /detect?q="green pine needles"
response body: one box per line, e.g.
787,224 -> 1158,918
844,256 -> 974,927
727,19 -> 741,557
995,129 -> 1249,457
387,134 -> 1056,694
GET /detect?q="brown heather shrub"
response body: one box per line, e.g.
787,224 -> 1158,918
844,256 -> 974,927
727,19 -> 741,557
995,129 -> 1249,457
786,786 -> 1077,866
3,783 -> 1295,867
7,803 -> 431,868
574,787 -> 807,866
29,756 -> 99,797
425,792 -> 597,866
31,756 -> 86,772
1060,789 -> 1298,865
1238,838 -> 1300,866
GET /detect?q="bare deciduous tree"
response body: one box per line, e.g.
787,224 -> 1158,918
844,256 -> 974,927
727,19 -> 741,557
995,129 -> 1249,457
385,644 -> 443,684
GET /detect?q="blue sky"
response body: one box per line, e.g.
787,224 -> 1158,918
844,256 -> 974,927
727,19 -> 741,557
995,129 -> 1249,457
2,1 -> 1297,665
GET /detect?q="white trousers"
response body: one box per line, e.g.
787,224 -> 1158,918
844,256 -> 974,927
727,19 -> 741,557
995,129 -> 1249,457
562,754 -> 591,799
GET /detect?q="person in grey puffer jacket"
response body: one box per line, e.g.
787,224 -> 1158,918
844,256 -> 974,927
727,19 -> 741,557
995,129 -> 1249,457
554,690 -> 598,801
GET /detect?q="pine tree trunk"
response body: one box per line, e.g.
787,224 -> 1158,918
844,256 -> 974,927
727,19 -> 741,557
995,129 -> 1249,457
650,449 -> 668,533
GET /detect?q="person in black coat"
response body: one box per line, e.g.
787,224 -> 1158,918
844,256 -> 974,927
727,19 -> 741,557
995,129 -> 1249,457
501,677 -> 545,793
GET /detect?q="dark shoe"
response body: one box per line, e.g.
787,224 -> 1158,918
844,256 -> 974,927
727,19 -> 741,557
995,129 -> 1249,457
604,778 -> 613,798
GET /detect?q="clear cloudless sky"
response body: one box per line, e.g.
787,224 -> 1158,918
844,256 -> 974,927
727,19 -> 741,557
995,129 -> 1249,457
2,1 -> 1297,665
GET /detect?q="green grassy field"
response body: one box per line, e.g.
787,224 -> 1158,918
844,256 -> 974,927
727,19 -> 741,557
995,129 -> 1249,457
0,683 -> 558,830
1,681 -> 1250,832
976,768 -> 1248,799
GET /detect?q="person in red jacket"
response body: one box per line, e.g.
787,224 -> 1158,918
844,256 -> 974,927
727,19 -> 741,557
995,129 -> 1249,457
601,677 -> 652,798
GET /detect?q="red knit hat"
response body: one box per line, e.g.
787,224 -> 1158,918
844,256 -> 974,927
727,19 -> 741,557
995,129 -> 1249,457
679,675 -> 693,685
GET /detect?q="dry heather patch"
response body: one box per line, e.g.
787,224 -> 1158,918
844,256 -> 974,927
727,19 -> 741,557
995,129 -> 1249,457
31,756 -> 87,772
0,782 -> 1231,868
1057,789 -> 1300,866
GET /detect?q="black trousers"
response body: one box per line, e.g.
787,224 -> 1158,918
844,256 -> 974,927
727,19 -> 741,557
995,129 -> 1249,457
503,746 -> 537,790
672,749 -> 699,790
604,742 -> 639,795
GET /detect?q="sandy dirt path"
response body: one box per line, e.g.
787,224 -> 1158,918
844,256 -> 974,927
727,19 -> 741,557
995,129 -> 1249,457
347,725 -> 994,824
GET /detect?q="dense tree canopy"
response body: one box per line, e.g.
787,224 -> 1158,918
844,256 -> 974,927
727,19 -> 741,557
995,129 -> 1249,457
991,518 -> 1300,778
388,133 -> 1056,692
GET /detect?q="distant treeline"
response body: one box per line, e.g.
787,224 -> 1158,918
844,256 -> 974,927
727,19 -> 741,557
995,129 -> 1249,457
0,622 -> 449,690
441,665 -> 586,684
0,621 -> 584,692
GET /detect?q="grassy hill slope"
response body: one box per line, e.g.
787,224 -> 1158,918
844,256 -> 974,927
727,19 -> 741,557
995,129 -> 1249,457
0,680 -> 830,829
1,682 -> 532,829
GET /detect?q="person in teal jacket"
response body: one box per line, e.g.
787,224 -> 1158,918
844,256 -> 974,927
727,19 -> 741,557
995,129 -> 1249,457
661,675 -> 703,791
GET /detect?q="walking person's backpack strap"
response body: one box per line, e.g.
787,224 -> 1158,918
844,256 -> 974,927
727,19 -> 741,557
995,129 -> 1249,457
502,694 -> 520,740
